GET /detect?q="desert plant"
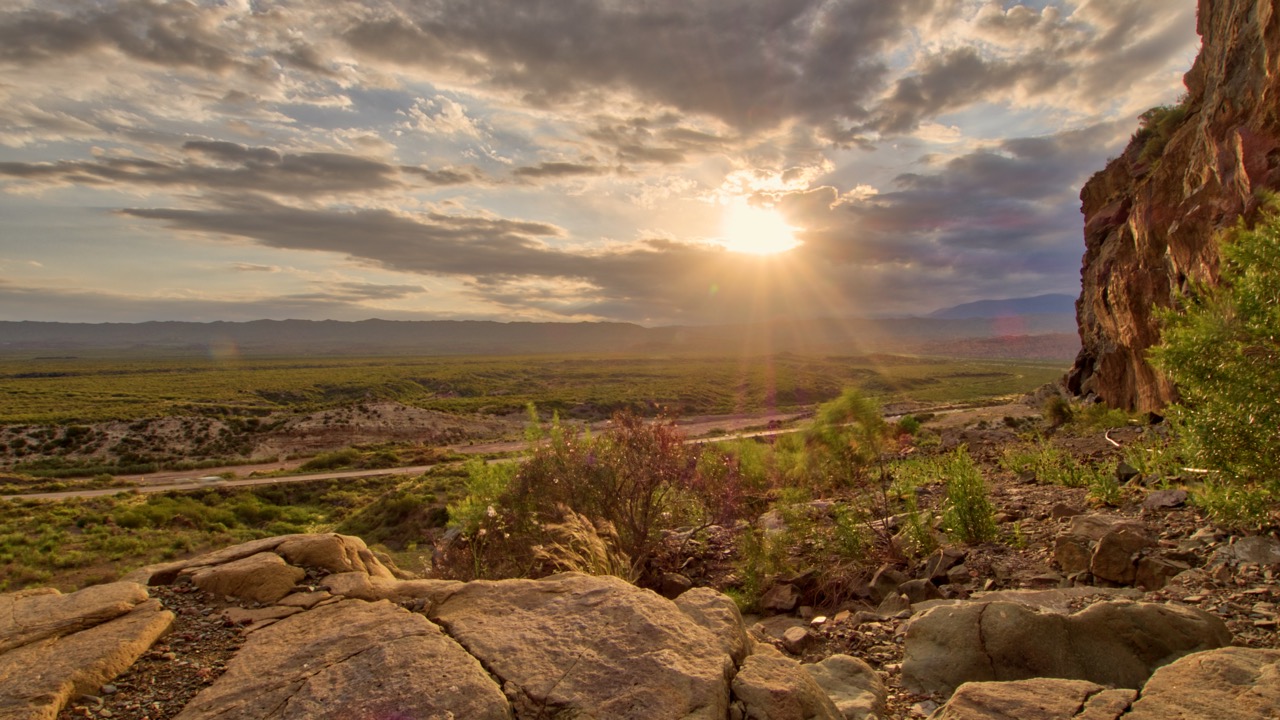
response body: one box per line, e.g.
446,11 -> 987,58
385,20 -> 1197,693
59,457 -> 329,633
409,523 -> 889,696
1042,395 -> 1073,428
939,447 -> 997,544
1151,198 -> 1280,488
531,506 -> 632,580
1192,480 -> 1276,532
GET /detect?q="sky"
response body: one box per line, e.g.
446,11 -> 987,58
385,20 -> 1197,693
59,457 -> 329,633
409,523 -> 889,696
0,0 -> 1199,326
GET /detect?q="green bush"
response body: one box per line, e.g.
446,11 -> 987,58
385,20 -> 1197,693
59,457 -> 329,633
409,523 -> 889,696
1151,199 -> 1280,489
939,447 -> 997,544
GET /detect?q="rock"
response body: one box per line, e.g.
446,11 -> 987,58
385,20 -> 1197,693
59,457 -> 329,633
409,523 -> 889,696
0,596 -> 172,720
0,582 -> 149,654
869,565 -> 908,603
1125,647 -> 1280,719
802,654 -> 887,720
902,599 -> 1231,695
946,564 -> 972,585
898,578 -> 944,604
762,583 -> 802,613
1135,555 -> 1191,591
753,615 -> 809,645
1142,489 -> 1188,512
923,548 -> 967,582
274,533 -> 394,579
1115,462 -> 1141,484
1090,524 -> 1152,584
932,678 -> 1137,719
660,572 -> 694,599
876,593 -> 911,616
781,626 -> 812,654
1054,534 -> 1094,575
732,653 -> 841,720
188,552 -> 307,604
221,605 -> 301,627
429,572 -> 733,719
1050,503 -> 1085,520
676,587 -> 752,665
1068,0 -> 1280,411
175,599 -> 511,720
1212,536 -> 1280,568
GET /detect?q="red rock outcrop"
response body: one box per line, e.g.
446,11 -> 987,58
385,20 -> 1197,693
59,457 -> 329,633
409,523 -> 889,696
1069,0 -> 1280,411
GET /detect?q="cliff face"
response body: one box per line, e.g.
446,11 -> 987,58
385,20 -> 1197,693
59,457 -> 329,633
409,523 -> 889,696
1068,0 -> 1280,411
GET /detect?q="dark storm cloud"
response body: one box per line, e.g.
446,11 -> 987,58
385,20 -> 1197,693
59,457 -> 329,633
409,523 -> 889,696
343,0 -> 947,135
0,142 -> 478,196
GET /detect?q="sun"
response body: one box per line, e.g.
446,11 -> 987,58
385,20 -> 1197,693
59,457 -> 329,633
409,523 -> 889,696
718,198 -> 801,255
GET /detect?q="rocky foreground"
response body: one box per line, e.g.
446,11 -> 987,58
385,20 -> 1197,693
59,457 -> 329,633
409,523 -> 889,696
2,530 -> 1277,720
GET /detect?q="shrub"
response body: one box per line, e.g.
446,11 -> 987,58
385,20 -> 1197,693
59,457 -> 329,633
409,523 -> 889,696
1042,395 -> 1073,428
804,389 -> 892,493
1151,198 -> 1280,487
939,447 -> 997,544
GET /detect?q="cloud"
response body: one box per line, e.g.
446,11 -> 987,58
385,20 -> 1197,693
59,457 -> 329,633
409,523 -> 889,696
343,0 -> 949,136
0,141 -> 478,196
512,162 -> 611,180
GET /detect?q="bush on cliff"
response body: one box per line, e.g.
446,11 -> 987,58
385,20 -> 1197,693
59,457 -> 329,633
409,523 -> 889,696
1151,198 -> 1280,528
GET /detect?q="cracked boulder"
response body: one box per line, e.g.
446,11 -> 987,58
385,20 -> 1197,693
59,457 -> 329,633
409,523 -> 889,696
175,598 -> 511,720
0,583 -> 173,719
901,599 -> 1230,695
1125,647 -> 1280,719
428,572 -> 734,719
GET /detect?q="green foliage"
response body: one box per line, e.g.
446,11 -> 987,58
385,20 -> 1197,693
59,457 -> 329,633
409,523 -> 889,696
804,389 -> 892,493
1192,479 -> 1277,532
1086,466 -> 1123,507
1135,102 -> 1188,165
1121,432 -> 1184,483
447,460 -> 517,536
299,448 -> 361,471
1000,441 -> 1094,488
1074,402 -> 1134,431
939,447 -> 997,544
1151,200 -> 1280,488
1042,395 -> 1073,427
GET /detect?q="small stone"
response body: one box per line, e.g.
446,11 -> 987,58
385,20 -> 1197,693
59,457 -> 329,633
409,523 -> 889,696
760,583 -> 801,613
833,610 -> 851,623
99,709 -> 114,718
910,699 -> 939,717
810,615 -> 828,626
100,685 -> 117,695
1143,489 -> 1189,512
1254,619 -> 1278,629
781,626 -> 813,654
1116,462 -> 1141,484
1183,595 -> 1206,603
1050,502 -> 1085,520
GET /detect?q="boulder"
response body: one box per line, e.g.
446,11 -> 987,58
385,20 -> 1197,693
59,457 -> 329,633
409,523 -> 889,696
932,678 -> 1136,719
762,583 -> 801,613
868,565 -> 908,603
1211,536 -> 1280,568
274,533 -> 395,579
175,599 -> 511,720
0,582 -> 149,654
902,599 -> 1231,695
428,572 -> 733,719
782,626 -> 813,654
188,552 -> 306,604
675,587 -> 752,665
0,595 -> 172,720
1125,647 -> 1280,720
898,578 -> 944,604
801,654 -> 886,720
923,548 -> 967,583
731,653 -> 841,720
1090,524 -> 1151,584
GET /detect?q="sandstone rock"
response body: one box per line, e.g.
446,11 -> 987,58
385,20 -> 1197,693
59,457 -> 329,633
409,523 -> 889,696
899,578 -> 944,604
802,654 -> 886,720
731,653 -> 841,720
1125,646 -> 1280,719
1142,489 -> 1188,512
675,587 -> 752,665
762,583 -> 802,613
869,565 -> 908,603
176,598 -> 511,720
221,605 -> 301,627
1054,534 -> 1093,575
1135,555 -> 1191,591
274,533 -> 394,579
429,572 -> 733,719
782,626 -> 812,654
0,582 -> 149,654
902,599 -> 1231,695
1090,524 -> 1151,584
0,597 -> 172,720
660,572 -> 694,599
923,548 -> 966,582
188,552 -> 306,604
876,593 -> 911,616
932,678 -> 1137,720
1212,536 -> 1280,568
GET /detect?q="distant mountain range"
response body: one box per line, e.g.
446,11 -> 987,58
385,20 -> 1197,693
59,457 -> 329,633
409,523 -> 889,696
929,294 -> 1076,320
0,305 -> 1080,361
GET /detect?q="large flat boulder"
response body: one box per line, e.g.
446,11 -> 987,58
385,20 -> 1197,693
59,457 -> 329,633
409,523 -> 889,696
0,582 -> 149,654
188,552 -> 306,604
0,596 -> 172,720
902,599 -> 1230,695
175,598 -> 511,720
1125,647 -> 1280,719
429,572 -> 733,719
932,678 -> 1136,719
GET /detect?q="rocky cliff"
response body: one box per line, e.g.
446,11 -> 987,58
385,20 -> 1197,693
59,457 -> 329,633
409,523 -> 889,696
1068,0 -> 1280,411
